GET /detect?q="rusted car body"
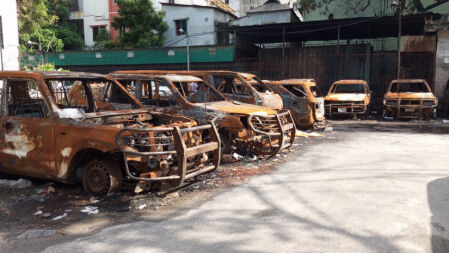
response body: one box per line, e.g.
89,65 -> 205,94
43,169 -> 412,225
265,79 -> 326,129
115,70 -> 283,110
0,71 -> 220,195
324,80 -> 371,117
110,73 -> 296,157
383,79 -> 437,119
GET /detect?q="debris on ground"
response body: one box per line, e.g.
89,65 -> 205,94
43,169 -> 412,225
51,212 -> 67,221
0,178 -> 33,189
442,119 -> 449,124
165,192 -> 179,199
47,186 -> 56,194
384,117 -> 394,120
324,126 -> 334,132
138,204 -> 147,210
17,230 -> 57,240
33,210 -> 43,216
80,206 -> 99,215
42,213 -> 52,218
232,153 -> 244,160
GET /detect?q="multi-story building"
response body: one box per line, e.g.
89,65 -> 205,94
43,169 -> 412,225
0,0 -> 19,70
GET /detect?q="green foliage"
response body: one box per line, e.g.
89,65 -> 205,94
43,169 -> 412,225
47,0 -> 84,50
94,28 -> 113,49
24,63 -> 68,72
112,0 -> 168,48
18,0 -> 63,53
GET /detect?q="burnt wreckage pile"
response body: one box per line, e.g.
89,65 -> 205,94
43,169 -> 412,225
0,71 -> 295,196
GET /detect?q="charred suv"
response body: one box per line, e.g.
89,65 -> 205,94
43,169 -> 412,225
266,79 -> 326,129
0,71 -> 220,195
110,73 -> 296,157
383,79 -> 437,119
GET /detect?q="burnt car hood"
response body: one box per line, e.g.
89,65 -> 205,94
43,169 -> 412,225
204,101 -> 277,116
384,92 -> 436,99
325,93 -> 367,102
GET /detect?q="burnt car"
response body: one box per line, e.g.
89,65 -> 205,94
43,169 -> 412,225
110,73 -> 296,157
265,79 -> 326,129
383,79 -> 438,119
115,70 -> 284,110
324,80 -> 371,117
0,71 -> 220,195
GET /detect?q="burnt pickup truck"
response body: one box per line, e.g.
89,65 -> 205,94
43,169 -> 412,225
115,70 -> 284,110
265,79 -> 326,129
110,73 -> 296,157
324,80 -> 371,117
0,71 -> 220,195
383,79 -> 438,119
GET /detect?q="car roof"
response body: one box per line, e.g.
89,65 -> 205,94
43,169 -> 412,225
333,80 -> 368,85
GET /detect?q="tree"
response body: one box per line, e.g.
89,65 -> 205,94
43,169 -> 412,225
112,0 -> 168,48
17,0 -> 63,53
47,0 -> 84,50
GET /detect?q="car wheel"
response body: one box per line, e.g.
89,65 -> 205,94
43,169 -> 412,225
82,159 -> 123,196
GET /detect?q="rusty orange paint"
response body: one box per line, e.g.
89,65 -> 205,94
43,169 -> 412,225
114,70 -> 284,110
0,71 -> 220,195
324,80 -> 371,117
110,72 -> 296,157
383,79 -> 437,119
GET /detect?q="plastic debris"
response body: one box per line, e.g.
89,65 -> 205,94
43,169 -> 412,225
89,196 -> 99,204
17,230 -> 57,240
325,126 -> 334,132
138,204 -> 147,210
232,153 -> 243,160
42,213 -> 52,218
442,119 -> 449,124
33,210 -> 43,216
80,206 -> 99,215
47,186 -> 56,194
52,213 -> 67,221
0,178 -> 32,189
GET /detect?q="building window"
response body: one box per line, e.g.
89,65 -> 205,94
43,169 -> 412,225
175,19 -> 188,35
92,26 -> 107,41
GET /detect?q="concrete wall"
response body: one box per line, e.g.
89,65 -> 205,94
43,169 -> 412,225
229,0 -> 296,17
0,0 -> 20,70
163,5 -> 233,47
83,0 -> 110,46
435,30 -> 449,99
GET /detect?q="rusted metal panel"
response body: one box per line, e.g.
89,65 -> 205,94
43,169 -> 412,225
111,72 -> 296,157
383,79 -> 438,119
0,71 -> 220,195
400,35 -> 436,53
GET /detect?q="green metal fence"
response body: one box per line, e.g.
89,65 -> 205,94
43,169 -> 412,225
20,45 -> 234,67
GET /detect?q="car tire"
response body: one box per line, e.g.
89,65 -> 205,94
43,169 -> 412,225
82,159 -> 123,196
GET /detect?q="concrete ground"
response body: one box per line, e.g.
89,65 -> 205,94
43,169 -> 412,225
37,123 -> 449,252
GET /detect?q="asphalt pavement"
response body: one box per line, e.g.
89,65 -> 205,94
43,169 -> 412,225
43,124 -> 449,253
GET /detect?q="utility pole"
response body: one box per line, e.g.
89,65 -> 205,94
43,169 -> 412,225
396,0 -> 402,80
0,16 -> 3,71
186,32 -> 190,71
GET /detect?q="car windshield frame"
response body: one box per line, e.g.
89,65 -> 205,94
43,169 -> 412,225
171,80 -> 227,104
389,82 -> 431,93
45,77 -> 141,112
331,83 -> 366,94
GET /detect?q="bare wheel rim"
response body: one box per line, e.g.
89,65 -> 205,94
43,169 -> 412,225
85,161 -> 111,195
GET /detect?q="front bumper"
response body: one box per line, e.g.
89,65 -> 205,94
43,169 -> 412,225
384,98 -> 436,119
325,102 -> 367,116
246,109 -> 296,156
115,123 -> 220,187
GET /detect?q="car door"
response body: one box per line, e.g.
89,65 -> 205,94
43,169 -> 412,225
143,79 -> 182,114
215,76 -> 253,104
0,78 -> 56,179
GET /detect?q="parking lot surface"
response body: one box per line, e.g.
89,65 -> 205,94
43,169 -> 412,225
41,122 -> 449,253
